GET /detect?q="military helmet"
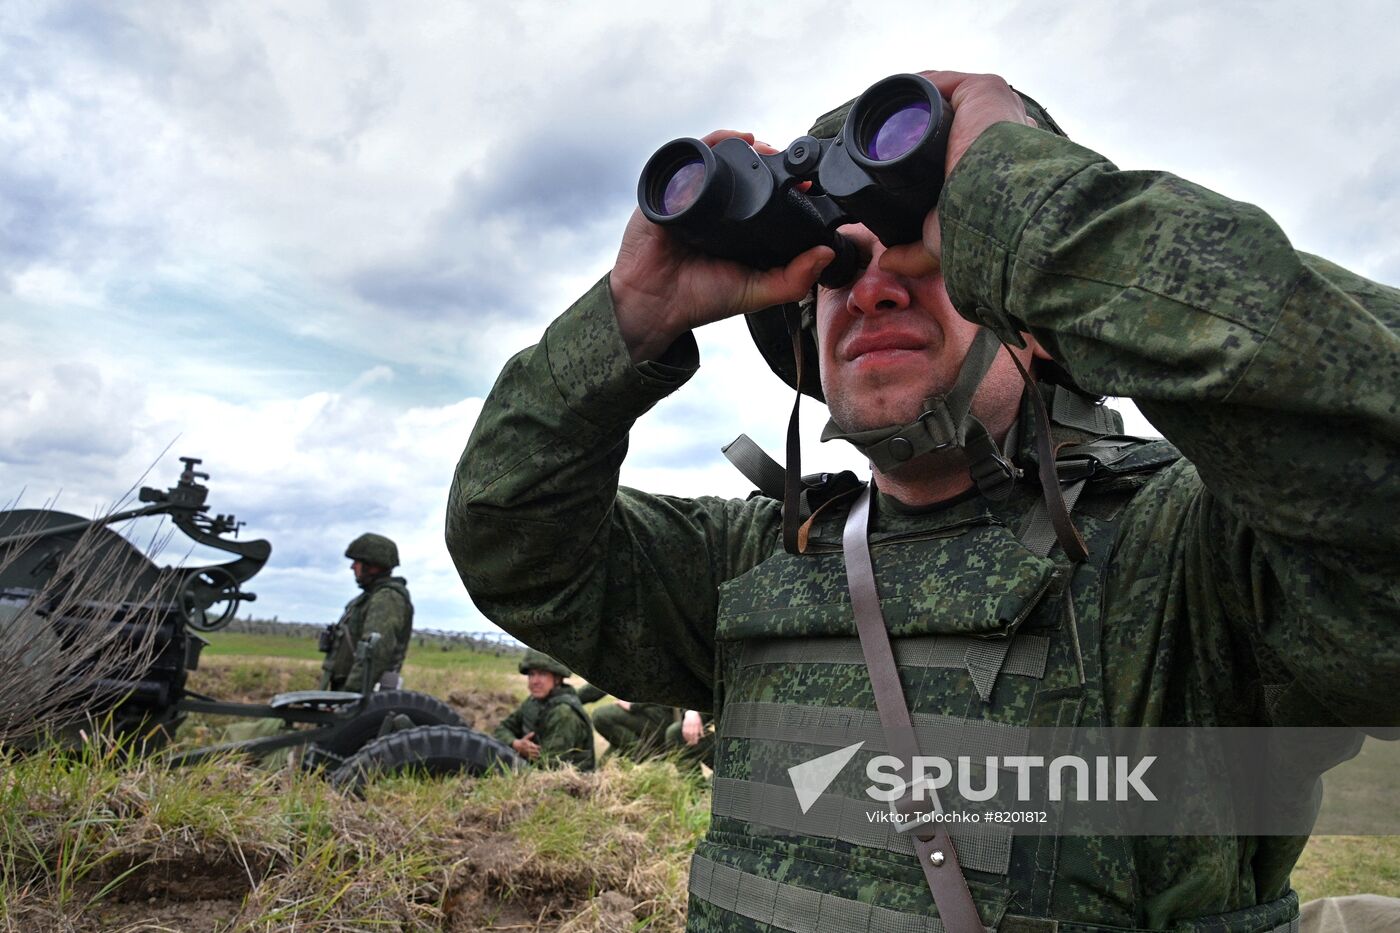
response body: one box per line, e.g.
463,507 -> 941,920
745,88 -> 1069,401
519,648 -> 571,678
344,532 -> 400,569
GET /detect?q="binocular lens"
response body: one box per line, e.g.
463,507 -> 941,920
660,159 -> 707,215
867,100 -> 932,161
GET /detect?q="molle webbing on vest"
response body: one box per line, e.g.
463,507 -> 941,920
689,855 -> 989,933
710,776 -> 1013,874
720,701 -> 1030,760
1050,388 -> 1121,436
739,635 -> 1051,682
690,854 -> 1301,933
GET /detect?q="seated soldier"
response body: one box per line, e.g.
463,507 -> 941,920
664,709 -> 714,773
493,650 -> 595,771
578,684 -> 676,764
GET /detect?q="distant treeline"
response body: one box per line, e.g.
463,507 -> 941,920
225,617 -> 525,655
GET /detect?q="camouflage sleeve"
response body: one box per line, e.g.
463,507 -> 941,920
941,123 -> 1400,726
492,706 -> 524,744
635,703 -> 677,729
538,704 -> 594,770
576,683 -> 607,704
446,277 -> 784,711
344,588 -> 408,690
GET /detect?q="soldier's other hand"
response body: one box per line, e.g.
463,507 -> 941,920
880,71 -> 1035,278
616,700 -> 632,712
513,732 -> 541,760
682,710 -> 704,746
612,129 -> 834,364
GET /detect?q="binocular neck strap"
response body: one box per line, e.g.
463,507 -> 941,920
821,328 -> 1018,499
842,483 -> 987,933
1003,341 -> 1089,562
782,304 -> 807,555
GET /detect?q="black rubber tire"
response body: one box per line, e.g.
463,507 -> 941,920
329,724 -> 523,792
312,690 -> 465,758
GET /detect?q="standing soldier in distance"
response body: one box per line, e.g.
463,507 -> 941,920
321,533 -> 414,692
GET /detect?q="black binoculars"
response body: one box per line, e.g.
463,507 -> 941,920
637,73 -> 950,289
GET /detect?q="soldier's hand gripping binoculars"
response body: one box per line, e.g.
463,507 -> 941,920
637,73 -> 950,289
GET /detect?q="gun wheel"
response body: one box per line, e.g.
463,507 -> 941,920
329,724 -> 523,793
309,689 -> 465,759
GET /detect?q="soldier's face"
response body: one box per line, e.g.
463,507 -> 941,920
815,224 -> 1039,439
351,559 -> 384,585
527,669 -> 560,699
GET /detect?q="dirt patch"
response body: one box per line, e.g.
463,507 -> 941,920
100,851 -> 269,903
75,850 -> 268,932
447,688 -> 519,733
440,825 -> 641,932
82,897 -> 246,933
559,891 -> 640,933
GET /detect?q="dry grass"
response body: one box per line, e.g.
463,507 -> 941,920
0,513 -> 167,748
0,735 -> 707,932
8,633 -> 1395,930
1293,836 -> 1400,902
180,650 -> 524,741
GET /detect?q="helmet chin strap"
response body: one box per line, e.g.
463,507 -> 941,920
820,327 -> 1019,499
779,321 -> 1088,562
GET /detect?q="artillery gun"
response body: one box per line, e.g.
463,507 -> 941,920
0,457 -> 520,787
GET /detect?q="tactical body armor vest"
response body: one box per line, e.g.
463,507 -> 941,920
688,433 -> 1302,933
323,575 -> 413,689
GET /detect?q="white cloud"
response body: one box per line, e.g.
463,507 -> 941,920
0,353 -> 490,632
0,0 -> 1391,636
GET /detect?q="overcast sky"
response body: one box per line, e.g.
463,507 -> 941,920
2,1 -> 1397,633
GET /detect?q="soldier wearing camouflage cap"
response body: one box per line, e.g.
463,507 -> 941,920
448,68 -> 1399,932
492,649 -> 595,771
320,533 -> 414,692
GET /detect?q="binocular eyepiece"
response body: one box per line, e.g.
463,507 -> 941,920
637,73 -> 950,289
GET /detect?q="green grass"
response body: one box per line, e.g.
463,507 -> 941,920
0,733 -> 705,931
201,630 -> 525,670
1294,836 -> 1400,902
197,630 -> 523,692
198,630 -> 326,662
9,638 -> 1398,929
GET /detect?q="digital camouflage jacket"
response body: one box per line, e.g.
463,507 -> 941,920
447,123 -> 1399,929
321,574 -> 414,691
492,684 -> 597,771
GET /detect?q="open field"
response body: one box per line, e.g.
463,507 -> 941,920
185,631 -> 523,736
2,632 -> 1396,930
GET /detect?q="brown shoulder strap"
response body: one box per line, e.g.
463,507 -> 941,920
842,484 -> 985,933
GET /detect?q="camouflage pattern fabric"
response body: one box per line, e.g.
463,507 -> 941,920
447,121 -> 1399,930
592,701 -> 675,763
519,647 -> 572,678
492,684 -> 597,771
344,532 -> 400,569
320,574 -> 414,691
